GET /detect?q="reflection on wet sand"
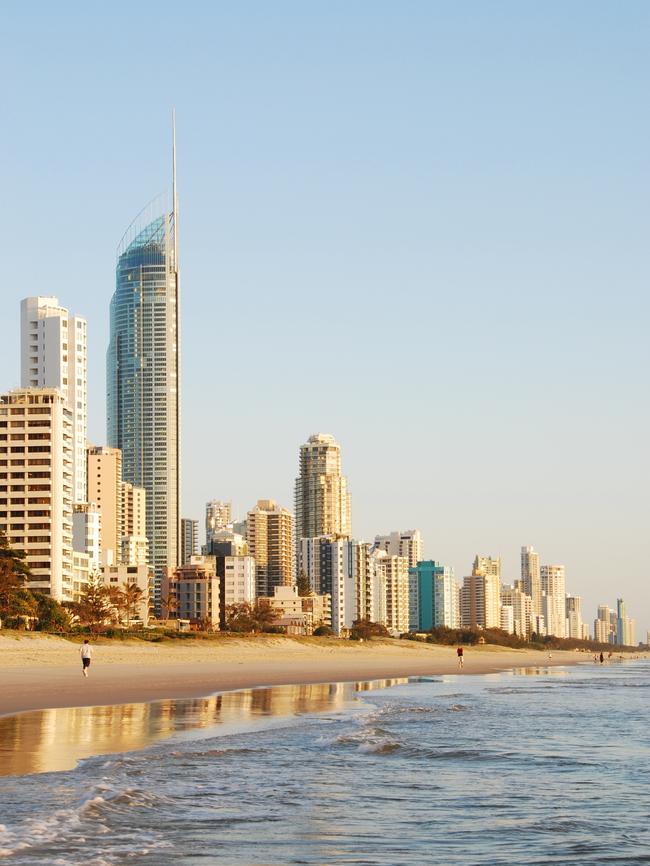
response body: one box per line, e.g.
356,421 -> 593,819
0,678 -> 408,777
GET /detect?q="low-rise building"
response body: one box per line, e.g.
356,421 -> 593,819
100,562 -> 153,626
258,585 -> 330,634
162,555 -> 220,630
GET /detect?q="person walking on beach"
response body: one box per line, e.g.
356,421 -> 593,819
457,646 -> 464,669
80,640 -> 93,677
599,651 -> 604,664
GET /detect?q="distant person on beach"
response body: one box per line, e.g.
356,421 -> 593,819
599,652 -> 604,664
80,640 -> 93,677
457,646 -> 464,669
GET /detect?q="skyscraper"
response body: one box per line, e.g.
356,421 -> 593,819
20,296 -> 87,503
246,499 -> 294,595
180,518 -> 198,565
540,564 -> 566,637
107,117 -> 180,583
295,433 -> 351,572
521,545 -> 541,615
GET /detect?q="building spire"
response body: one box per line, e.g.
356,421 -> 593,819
172,107 -> 178,269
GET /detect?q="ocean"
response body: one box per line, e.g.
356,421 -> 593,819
0,660 -> 649,865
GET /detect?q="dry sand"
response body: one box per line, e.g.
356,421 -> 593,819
0,632 -> 593,717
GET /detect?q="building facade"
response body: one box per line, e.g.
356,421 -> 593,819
540,564 -> 566,638
107,187 -> 180,583
408,560 -> 457,631
374,530 -> 422,569
181,518 -> 199,565
20,296 -> 87,504
205,500 -> 232,545
162,555 -> 220,629
246,499 -> 294,595
0,389 -> 73,600
295,433 -> 351,573
521,545 -> 541,617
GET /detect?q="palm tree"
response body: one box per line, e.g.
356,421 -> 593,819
122,582 -> 144,629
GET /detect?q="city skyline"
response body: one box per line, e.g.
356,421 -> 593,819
0,4 -> 647,633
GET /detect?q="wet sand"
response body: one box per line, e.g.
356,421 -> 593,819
0,633 -> 591,717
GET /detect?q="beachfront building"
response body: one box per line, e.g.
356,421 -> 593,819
295,433 -> 351,574
72,503 -> 101,573
379,552 -> 409,635
107,137 -> 181,586
460,556 -> 501,629
246,499 -> 294,595
181,518 -> 199,565
20,296 -> 88,504
501,584 -> 532,638
100,562 -> 153,626
205,500 -> 232,545
258,585 -> 331,635
408,560 -> 457,631
162,555 -> 220,629
219,554 -> 256,627
540,564 -> 566,638
87,446 -> 148,567
374,530 -> 422,569
500,605 -> 515,634
521,545 -> 541,619
565,594 -> 584,639
0,389 -> 74,601
594,605 -> 615,644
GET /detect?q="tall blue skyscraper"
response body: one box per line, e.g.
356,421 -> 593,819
107,115 -> 180,592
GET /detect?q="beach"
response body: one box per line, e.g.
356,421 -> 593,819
0,632 -> 591,717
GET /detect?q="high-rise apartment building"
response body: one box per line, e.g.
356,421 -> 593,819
461,556 -> 501,629
501,585 -> 532,637
181,518 -> 198,565
374,530 -> 422,569
381,553 -> 410,635
540,564 -> 566,638
295,433 -> 351,572
408,561 -> 457,631
107,124 -> 180,581
521,545 -> 541,615
0,389 -> 73,600
205,500 -> 232,545
565,594 -> 584,639
72,503 -> 101,573
246,499 -> 294,595
87,445 -> 147,567
20,296 -> 87,503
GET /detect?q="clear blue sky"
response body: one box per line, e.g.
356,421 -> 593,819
1,2 -> 648,635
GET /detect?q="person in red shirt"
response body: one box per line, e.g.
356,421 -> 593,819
457,646 -> 464,669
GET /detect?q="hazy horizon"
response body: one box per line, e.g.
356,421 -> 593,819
1,2 -> 647,634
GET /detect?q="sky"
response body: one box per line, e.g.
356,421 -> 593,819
1,1 -> 648,635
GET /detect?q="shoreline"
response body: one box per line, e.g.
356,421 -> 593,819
0,633 -> 602,718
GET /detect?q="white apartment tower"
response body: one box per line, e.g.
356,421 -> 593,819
540,564 -> 566,638
295,433 -> 351,572
374,529 -> 422,569
20,296 -> 87,504
0,389 -> 74,600
205,500 -> 232,545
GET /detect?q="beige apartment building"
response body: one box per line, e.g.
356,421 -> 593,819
381,552 -> 410,634
295,433 -> 351,573
260,585 -> 330,634
0,389 -> 74,601
461,556 -> 501,629
87,445 -> 147,566
162,555 -> 220,629
246,499 -> 294,595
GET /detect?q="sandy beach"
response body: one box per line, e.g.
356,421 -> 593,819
0,632 -> 593,717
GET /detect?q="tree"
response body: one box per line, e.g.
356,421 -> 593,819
0,529 -> 31,617
296,570 -> 311,597
351,619 -> 389,641
32,592 -> 71,632
122,582 -> 144,628
73,572 -> 112,633
225,599 -> 279,633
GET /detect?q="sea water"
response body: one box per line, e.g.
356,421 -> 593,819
0,660 -> 649,865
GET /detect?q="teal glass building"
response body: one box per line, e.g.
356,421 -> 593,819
107,194 -> 180,592
409,560 -> 457,631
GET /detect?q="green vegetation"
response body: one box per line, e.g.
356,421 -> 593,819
350,619 -> 389,641
224,599 -> 284,633
401,625 -> 634,652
